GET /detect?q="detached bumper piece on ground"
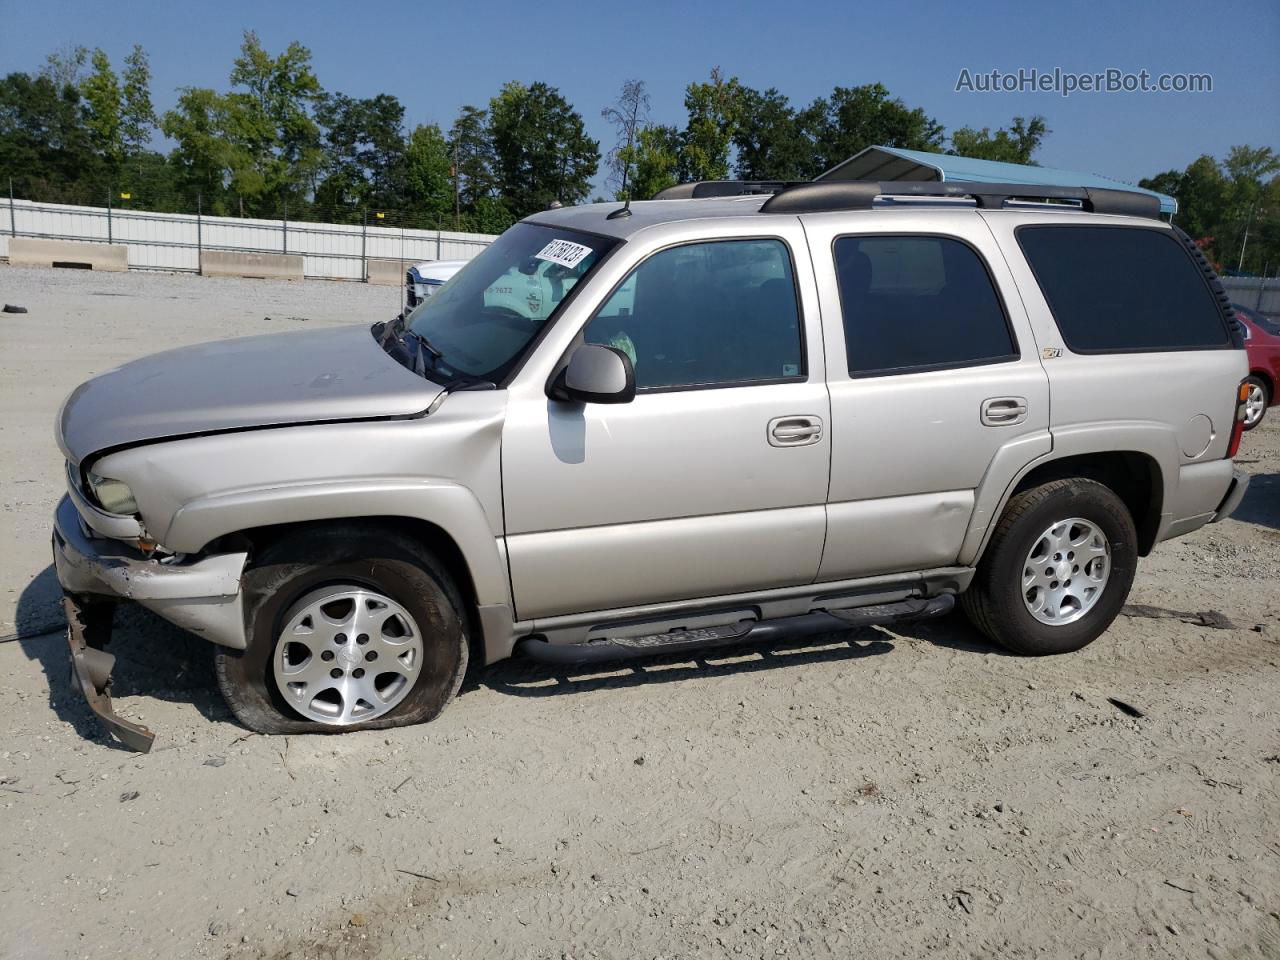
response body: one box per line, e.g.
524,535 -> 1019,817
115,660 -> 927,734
63,595 -> 154,753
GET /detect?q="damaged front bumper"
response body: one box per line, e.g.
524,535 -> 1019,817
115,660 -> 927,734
64,594 -> 156,752
52,495 -> 250,750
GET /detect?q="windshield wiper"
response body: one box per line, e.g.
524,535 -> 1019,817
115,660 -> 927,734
404,329 -> 444,377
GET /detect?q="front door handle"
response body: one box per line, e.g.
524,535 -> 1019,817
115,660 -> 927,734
982,396 -> 1029,426
768,415 -> 824,447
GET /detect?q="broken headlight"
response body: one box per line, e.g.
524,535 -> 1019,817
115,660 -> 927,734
86,471 -> 139,515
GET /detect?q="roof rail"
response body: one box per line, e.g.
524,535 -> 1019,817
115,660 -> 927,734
759,181 -> 1161,219
652,180 -> 802,200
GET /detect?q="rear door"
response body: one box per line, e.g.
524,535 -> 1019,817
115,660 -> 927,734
802,209 -> 1051,580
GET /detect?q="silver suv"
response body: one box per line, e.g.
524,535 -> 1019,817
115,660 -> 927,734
52,180 -> 1252,751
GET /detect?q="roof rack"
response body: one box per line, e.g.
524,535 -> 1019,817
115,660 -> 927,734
758,181 -> 1161,219
651,180 -> 803,200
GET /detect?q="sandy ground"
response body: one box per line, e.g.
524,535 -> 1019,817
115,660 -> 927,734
0,264 -> 1277,960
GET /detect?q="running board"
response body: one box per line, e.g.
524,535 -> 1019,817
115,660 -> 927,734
516,595 -> 955,666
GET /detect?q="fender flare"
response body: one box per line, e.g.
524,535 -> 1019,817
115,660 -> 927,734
959,421 -> 1179,566
161,477 -> 511,611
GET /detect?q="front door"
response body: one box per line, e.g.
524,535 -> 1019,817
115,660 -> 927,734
502,228 -> 831,622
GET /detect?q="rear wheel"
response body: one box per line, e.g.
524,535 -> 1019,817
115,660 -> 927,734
961,479 -> 1137,655
215,525 -> 468,734
1243,375 -> 1269,430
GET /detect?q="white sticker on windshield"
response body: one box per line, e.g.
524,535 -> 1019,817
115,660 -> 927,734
535,238 -> 593,268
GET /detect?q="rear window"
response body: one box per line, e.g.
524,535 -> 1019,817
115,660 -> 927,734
1017,226 -> 1229,353
834,235 -> 1017,376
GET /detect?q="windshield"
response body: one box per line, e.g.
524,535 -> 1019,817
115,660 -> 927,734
402,222 -> 618,383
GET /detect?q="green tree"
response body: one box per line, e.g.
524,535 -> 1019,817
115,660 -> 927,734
1139,148 -> 1280,273
488,81 -> 598,218
733,86 -> 819,181
1221,145 -> 1280,273
1140,155 -> 1225,242
679,67 -> 742,182
949,115 -> 1048,164
0,71 -> 99,203
463,194 -> 516,234
402,122 -> 454,226
808,83 -> 944,172
630,124 -> 681,199
447,105 -> 497,211
224,31 -> 323,213
80,49 -> 123,174
120,45 -> 156,158
162,87 -> 236,212
314,92 -> 407,219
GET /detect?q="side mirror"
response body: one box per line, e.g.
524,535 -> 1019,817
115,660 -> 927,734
554,344 -> 636,404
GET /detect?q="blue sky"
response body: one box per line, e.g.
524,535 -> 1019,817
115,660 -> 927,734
3,0 -> 1277,194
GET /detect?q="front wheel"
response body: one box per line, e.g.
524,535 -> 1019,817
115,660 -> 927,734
215,525 -> 469,734
961,478 -> 1137,655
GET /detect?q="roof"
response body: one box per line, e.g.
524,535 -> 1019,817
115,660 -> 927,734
527,196 -> 772,239
818,145 -> 1176,215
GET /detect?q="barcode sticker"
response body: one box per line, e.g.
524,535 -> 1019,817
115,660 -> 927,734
534,238 -> 593,268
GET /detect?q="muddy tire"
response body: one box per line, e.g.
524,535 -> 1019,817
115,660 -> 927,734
215,525 -> 468,734
961,479 -> 1137,656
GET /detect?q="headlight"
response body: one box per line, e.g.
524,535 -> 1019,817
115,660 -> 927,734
86,471 -> 139,515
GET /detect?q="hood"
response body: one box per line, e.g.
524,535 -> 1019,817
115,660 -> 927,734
58,324 -> 443,464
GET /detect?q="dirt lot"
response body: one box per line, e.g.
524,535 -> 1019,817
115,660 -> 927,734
1,264 -> 1277,960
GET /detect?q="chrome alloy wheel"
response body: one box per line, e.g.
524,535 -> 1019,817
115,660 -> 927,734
1244,381 -> 1266,428
1021,518 -> 1111,626
273,586 -> 423,725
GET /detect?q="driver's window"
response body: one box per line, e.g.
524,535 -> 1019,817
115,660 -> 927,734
584,239 -> 804,390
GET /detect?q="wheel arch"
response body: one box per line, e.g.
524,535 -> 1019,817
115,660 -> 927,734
1249,368 -> 1274,400
961,431 -> 1174,566
166,479 -> 516,663
1008,452 -> 1163,555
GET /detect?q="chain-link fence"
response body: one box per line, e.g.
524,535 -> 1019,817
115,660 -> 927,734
2,176 -> 497,281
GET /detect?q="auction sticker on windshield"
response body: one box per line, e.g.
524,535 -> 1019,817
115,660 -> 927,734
535,239 -> 593,268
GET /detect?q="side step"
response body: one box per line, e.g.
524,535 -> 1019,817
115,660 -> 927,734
516,595 -> 955,666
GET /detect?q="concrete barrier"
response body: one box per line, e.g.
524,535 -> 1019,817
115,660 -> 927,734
366,258 -> 410,287
200,250 -> 304,281
8,237 -> 128,271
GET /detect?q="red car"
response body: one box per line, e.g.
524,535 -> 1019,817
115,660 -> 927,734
1236,303 -> 1280,429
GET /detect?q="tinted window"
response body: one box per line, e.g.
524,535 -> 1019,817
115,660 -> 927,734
834,235 -> 1016,376
1018,226 -> 1229,352
584,239 -> 803,390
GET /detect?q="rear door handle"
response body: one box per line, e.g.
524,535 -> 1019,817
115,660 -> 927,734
768,415 -> 824,447
981,396 -> 1028,426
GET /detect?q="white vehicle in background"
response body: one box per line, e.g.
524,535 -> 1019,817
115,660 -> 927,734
405,260 -> 468,309
408,255 -> 635,319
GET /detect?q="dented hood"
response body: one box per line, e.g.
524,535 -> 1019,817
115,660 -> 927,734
57,324 -> 442,464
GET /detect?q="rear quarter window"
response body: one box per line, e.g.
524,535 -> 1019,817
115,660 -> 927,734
1017,225 -> 1230,353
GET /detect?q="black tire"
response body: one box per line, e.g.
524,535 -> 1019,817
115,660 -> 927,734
961,478 -> 1137,656
215,525 -> 468,734
1243,375 -> 1269,430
